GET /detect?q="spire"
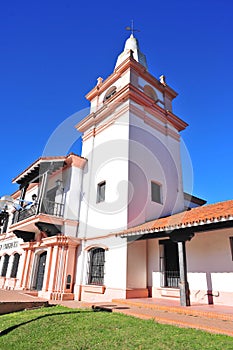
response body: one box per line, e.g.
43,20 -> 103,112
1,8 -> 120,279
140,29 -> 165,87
115,34 -> 148,70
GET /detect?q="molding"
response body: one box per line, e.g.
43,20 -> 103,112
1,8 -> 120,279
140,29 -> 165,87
84,244 -> 109,251
85,54 -> 178,103
20,234 -> 80,249
8,213 -> 64,233
81,99 -> 180,143
77,83 -> 187,135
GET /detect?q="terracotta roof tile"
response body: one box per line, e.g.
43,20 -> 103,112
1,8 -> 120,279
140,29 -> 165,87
119,200 -> 233,236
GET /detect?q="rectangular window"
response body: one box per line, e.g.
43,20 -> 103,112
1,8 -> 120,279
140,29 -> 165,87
230,237 -> 233,260
97,181 -> 106,203
151,181 -> 162,204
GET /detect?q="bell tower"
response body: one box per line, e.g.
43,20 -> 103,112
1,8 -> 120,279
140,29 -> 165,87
76,34 -> 188,237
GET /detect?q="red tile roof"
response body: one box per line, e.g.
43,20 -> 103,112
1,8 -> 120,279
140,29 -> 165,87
118,200 -> 233,236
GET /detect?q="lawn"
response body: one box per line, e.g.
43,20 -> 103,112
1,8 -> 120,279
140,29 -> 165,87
0,306 -> 232,350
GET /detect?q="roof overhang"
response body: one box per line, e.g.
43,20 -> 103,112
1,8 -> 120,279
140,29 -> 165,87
125,219 -> 233,242
12,156 -> 67,186
117,200 -> 233,239
12,153 -> 87,187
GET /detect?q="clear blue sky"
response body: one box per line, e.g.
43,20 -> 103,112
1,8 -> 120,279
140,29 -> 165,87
0,0 -> 232,204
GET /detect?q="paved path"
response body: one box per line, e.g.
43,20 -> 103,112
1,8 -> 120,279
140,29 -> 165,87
50,298 -> 233,337
1,290 -> 233,337
0,289 -> 46,302
0,289 -> 48,315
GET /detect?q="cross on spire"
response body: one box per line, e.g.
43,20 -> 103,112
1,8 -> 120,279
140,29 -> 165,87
125,20 -> 140,35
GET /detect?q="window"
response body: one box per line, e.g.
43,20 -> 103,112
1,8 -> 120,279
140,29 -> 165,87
151,182 -> 162,204
10,253 -> 20,278
230,237 -> 233,260
97,181 -> 106,203
88,248 -> 105,285
1,254 -> 9,277
143,85 -> 158,102
103,86 -> 117,102
159,240 -> 180,288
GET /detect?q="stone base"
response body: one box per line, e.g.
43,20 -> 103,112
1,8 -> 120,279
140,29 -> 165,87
75,285 -> 149,303
126,288 -> 149,299
152,287 -> 180,299
38,291 -> 74,301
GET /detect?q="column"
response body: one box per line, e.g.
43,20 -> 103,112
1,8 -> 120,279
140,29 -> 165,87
37,171 -> 49,214
48,245 -> 59,292
19,250 -> 28,288
177,241 -> 190,307
42,246 -> 53,292
22,248 -> 33,289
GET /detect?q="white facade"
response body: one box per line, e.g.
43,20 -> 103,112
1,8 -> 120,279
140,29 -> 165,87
0,33 -> 232,307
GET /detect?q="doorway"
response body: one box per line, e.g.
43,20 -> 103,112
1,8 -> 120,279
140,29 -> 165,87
35,251 -> 47,291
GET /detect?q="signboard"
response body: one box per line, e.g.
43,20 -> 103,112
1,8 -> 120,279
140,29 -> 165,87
0,240 -> 19,251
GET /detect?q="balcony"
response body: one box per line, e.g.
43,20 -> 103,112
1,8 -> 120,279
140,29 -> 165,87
12,199 -> 64,225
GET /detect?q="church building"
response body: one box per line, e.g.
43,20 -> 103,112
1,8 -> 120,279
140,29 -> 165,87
0,34 -> 232,307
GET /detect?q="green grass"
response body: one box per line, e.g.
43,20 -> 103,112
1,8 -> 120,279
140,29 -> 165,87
0,306 -> 232,349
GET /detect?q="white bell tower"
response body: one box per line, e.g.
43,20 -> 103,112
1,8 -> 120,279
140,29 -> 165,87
76,34 -> 188,238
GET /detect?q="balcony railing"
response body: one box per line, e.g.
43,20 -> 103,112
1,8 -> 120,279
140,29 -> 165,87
161,270 -> 180,288
12,199 -> 64,225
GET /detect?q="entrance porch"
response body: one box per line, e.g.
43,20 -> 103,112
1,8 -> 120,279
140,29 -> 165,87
20,235 -> 80,300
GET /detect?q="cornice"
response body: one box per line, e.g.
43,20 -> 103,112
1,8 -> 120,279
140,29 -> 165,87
78,83 -> 187,134
85,54 -> 178,103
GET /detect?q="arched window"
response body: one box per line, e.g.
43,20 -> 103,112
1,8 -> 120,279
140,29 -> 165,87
103,86 -> 117,102
143,85 -> 158,102
1,254 -> 10,277
10,253 -> 20,278
87,248 -> 105,285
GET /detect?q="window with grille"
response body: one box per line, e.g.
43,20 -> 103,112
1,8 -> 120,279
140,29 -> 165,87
97,181 -> 106,203
10,253 -> 20,278
159,240 -> 180,288
151,181 -> 162,204
88,248 -> 105,285
1,254 -> 9,277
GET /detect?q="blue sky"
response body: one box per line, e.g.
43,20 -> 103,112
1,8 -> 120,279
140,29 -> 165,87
0,0 -> 232,204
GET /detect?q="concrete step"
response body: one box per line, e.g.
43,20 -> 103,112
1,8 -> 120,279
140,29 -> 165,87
112,299 -> 233,322
92,301 -> 233,337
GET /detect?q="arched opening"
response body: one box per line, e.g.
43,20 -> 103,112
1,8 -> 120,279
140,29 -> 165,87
103,86 -> 117,102
87,248 -> 105,285
143,85 -> 158,102
35,251 -> 47,291
10,253 -> 20,278
1,254 -> 10,277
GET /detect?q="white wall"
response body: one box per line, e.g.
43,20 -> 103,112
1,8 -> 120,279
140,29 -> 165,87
187,228 -> 233,293
127,240 -> 147,288
74,236 -> 128,291
63,166 -> 83,221
128,110 -> 184,227
78,111 -> 130,238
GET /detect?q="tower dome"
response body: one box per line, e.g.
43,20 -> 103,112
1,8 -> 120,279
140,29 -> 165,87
115,34 -> 148,70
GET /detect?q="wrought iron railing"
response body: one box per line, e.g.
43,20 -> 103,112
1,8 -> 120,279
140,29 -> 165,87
12,199 -> 64,224
161,270 -> 180,288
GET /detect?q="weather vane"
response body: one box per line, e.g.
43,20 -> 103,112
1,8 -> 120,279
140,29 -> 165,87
125,20 -> 140,35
